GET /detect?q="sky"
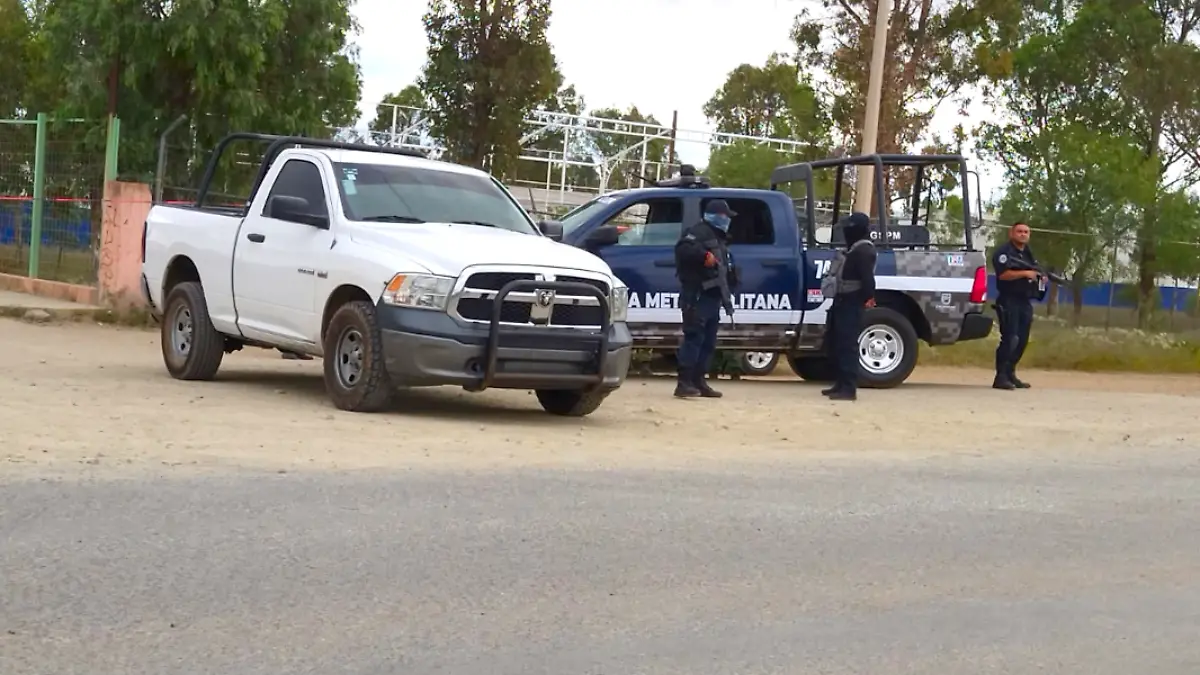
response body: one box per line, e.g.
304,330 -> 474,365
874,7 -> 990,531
350,0 -> 1003,199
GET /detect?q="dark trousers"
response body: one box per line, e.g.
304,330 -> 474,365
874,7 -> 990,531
994,296 -> 1033,380
828,298 -> 864,392
677,293 -> 722,381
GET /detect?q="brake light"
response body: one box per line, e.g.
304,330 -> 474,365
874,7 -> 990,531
141,221 -> 148,263
970,265 -> 987,303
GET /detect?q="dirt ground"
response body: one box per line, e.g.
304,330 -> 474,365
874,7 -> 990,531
1,318 -> 1197,478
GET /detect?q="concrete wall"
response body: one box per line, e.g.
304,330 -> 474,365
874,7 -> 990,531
98,181 -> 153,310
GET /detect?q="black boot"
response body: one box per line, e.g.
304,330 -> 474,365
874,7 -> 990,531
674,369 -> 701,398
827,388 -> 857,401
992,374 -> 1016,390
821,384 -> 840,396
694,373 -> 723,398
1010,372 -> 1031,388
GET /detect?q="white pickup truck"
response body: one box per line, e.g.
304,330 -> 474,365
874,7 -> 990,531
140,133 -> 632,416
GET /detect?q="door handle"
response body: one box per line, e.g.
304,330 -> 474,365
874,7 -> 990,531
653,259 -> 675,267
247,233 -> 266,243
761,259 -> 792,267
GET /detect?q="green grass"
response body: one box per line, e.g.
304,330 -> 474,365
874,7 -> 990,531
0,243 -> 96,285
922,314 -> 1200,374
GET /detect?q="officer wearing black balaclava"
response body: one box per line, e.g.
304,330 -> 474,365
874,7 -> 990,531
823,212 -> 877,401
673,200 -> 738,399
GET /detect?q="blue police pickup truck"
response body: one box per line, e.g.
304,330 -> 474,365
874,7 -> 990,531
545,153 -> 994,388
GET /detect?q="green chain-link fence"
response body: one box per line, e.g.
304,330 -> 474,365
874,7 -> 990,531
0,114 -> 116,285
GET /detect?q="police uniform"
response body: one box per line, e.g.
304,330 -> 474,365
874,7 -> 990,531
991,241 -> 1038,389
673,200 -> 738,398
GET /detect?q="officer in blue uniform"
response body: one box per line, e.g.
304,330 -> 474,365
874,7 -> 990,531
673,200 -> 737,398
991,221 -> 1039,390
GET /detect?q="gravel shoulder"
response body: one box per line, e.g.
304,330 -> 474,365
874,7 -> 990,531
1,318 -> 1195,479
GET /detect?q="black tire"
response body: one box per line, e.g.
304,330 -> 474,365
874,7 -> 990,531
787,355 -> 836,382
161,281 -> 224,381
857,306 -> 919,389
535,388 -> 612,417
322,301 -> 394,412
739,352 -> 780,376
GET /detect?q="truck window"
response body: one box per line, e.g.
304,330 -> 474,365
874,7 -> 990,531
607,198 -> 683,246
266,160 -> 329,218
332,162 -> 537,235
701,197 -> 775,246
559,195 -> 617,238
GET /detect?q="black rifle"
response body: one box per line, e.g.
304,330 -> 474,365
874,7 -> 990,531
1002,259 -> 1068,301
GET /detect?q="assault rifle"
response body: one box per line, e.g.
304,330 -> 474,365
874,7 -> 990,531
1003,259 -> 1068,301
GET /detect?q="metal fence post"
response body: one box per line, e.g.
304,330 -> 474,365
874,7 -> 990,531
28,112 -> 47,278
104,115 -> 121,183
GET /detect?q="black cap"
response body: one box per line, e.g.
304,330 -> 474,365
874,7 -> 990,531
705,199 -> 737,217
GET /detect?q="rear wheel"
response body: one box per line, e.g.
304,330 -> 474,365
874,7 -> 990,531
161,281 -> 224,381
739,352 -> 780,376
535,389 -> 612,417
322,301 -> 395,412
857,307 -> 919,388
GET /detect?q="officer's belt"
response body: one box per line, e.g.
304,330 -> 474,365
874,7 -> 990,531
837,279 -> 863,294
700,278 -> 722,291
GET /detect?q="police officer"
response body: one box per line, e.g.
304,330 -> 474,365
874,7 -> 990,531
673,199 -> 738,398
824,212 -> 876,401
991,221 -> 1039,390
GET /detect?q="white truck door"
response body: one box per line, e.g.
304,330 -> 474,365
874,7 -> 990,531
233,157 -> 334,344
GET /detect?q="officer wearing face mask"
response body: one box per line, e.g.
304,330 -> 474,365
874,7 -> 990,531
673,199 -> 738,399
823,212 -> 877,401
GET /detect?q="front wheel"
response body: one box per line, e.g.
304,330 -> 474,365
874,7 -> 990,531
856,307 -> 919,389
322,301 -> 395,412
535,389 -> 612,417
739,352 -> 780,376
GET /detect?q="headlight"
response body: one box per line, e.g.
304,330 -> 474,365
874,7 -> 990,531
381,273 -> 455,310
609,285 -> 629,322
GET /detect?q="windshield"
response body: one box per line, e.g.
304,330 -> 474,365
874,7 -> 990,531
559,195 -> 617,238
332,162 -> 538,235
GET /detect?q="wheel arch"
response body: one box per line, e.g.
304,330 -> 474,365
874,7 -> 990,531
875,290 -> 929,342
162,255 -> 202,297
321,284 -> 375,341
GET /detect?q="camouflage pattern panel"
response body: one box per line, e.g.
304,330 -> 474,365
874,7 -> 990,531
890,250 -> 987,346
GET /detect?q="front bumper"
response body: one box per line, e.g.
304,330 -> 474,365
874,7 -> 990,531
375,290 -> 632,392
958,311 -> 993,342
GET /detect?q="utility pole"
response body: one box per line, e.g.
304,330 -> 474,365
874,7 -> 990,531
852,0 -> 892,215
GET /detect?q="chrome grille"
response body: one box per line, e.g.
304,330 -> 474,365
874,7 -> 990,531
450,268 -> 611,328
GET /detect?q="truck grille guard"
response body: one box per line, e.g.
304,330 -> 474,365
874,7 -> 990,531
451,275 -> 614,393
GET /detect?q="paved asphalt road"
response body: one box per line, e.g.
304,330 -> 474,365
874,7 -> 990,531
4,451 -> 1200,675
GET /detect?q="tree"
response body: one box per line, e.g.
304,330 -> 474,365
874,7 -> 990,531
791,0 -> 979,157
36,0 -> 363,191
969,0 -> 1200,327
702,53 -> 829,148
368,84 -> 429,146
419,0 -> 558,176
706,142 -> 786,189
509,82 -> 600,191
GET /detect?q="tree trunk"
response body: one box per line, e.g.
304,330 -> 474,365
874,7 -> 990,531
1046,281 -> 1058,316
1071,282 -> 1084,326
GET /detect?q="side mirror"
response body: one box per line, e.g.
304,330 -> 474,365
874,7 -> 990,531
537,219 -> 564,241
267,195 -> 328,229
584,224 -> 620,249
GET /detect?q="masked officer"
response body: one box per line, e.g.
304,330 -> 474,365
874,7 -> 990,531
991,221 -> 1038,390
673,199 -> 738,398
823,212 -> 877,401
